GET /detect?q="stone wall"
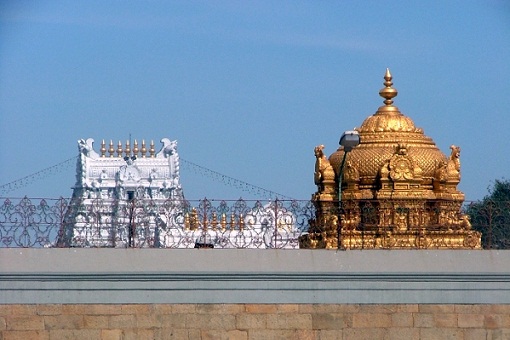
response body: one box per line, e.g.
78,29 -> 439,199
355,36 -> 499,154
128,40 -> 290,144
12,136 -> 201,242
1,304 -> 510,339
2,249 -> 510,338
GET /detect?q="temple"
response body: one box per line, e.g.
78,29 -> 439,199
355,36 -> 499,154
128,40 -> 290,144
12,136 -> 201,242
59,138 -> 300,248
302,69 -> 481,249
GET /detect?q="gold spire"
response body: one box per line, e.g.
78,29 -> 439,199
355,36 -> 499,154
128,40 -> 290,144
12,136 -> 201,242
100,140 -> 106,157
141,140 -> 147,158
149,140 -> 155,158
133,140 -> 139,157
378,68 -> 398,112
117,141 -> 123,158
125,140 -> 131,157
108,140 -> 115,157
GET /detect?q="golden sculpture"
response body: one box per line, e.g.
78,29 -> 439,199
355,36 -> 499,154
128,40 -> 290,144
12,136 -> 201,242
301,69 -> 481,249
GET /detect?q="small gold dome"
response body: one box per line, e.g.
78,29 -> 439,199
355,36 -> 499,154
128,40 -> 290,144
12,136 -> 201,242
329,69 -> 447,191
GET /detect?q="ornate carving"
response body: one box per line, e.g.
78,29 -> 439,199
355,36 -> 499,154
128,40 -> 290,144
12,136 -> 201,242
305,70 -> 480,250
447,144 -> 461,181
314,145 -> 336,196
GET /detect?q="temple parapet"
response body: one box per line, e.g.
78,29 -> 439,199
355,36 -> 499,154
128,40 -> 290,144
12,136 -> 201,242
75,138 -> 182,201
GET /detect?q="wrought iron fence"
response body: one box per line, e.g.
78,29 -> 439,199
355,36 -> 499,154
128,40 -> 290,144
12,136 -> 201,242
0,197 -> 314,249
0,196 -> 508,249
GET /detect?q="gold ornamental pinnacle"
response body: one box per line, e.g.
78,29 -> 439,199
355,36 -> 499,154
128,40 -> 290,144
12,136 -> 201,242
379,68 -> 397,104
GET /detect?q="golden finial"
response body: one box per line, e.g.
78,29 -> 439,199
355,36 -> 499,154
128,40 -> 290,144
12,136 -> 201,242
108,140 -> 115,157
220,213 -> 227,231
191,208 -> 198,230
100,140 -> 106,157
184,213 -> 190,230
133,140 -> 139,157
149,140 -> 155,158
230,213 -> 236,230
239,214 -> 244,231
141,140 -> 147,158
125,140 -> 131,158
117,141 -> 123,158
378,68 -> 398,108
211,212 -> 218,231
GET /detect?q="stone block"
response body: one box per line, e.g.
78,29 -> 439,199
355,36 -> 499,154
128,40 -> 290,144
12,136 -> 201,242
4,305 -> 36,316
120,305 -> 151,315
0,316 -> 6,330
454,305 -> 482,314
485,314 -> 510,329
434,313 -> 457,328
48,329 -> 100,339
83,315 -> 109,329
152,304 -> 174,315
299,304 -> 360,314
386,328 -> 420,340
482,305 -> 510,314
2,330 -> 49,340
62,304 -> 121,316
36,305 -> 62,316
248,329 -> 302,340
418,305 -> 455,314
488,329 -> 510,340
186,313 -> 236,330
352,313 -> 391,328
317,329 -> 343,340
391,312 -> 413,327
413,313 -> 434,328
311,313 -> 347,330
236,314 -> 267,329
200,330 -> 230,340
294,330 -> 317,340
343,328 -> 388,340
463,329 -> 489,340
136,314 -> 161,328
277,305 -> 300,313
154,328 -> 190,340
6,316 -> 44,331
108,314 -> 136,329
170,304 -> 196,314
44,315 -> 84,330
158,314 -> 187,328
245,304 -> 278,314
0,306 -> 11,316
457,313 -> 484,328
196,304 -> 244,315
227,329 -> 248,340
101,329 -> 123,340
266,313 -> 312,330
419,328 -> 463,340
122,329 -> 154,340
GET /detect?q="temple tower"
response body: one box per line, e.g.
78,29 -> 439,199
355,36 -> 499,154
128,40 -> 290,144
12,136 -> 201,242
303,69 -> 481,249
60,138 -> 185,247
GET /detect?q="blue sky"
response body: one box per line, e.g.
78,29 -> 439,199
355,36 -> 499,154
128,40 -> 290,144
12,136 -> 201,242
1,1 -> 509,201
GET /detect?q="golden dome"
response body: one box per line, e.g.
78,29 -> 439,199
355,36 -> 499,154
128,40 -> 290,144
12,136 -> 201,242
329,69 -> 447,191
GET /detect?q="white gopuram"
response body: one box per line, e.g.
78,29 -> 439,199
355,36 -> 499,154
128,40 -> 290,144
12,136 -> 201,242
61,138 -> 301,249
61,138 -> 186,247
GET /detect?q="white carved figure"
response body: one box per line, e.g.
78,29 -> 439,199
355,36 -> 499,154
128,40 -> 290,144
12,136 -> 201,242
78,138 -> 99,159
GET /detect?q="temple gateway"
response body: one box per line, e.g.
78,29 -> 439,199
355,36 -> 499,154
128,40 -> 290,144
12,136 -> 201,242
302,69 -> 481,249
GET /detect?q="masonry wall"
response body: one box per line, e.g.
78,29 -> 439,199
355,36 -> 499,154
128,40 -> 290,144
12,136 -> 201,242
1,304 -> 510,339
1,249 -> 510,339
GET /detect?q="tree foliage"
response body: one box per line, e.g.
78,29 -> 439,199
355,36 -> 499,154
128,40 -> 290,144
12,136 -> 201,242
465,179 -> 510,249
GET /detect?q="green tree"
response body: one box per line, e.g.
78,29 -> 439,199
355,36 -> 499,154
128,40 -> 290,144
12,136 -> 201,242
466,179 -> 510,249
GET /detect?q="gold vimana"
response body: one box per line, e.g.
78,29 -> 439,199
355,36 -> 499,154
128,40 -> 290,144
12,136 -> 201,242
301,69 -> 481,249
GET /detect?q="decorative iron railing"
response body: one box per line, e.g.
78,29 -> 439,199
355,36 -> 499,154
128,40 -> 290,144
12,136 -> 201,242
0,197 -> 508,249
0,197 -> 314,249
